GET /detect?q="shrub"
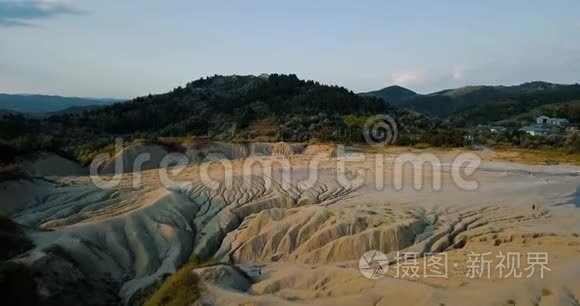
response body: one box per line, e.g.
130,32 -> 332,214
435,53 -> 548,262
142,262 -> 201,306
414,142 -> 431,149
142,257 -> 223,306
541,288 -> 552,296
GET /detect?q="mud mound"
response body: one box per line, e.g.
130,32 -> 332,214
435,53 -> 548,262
194,265 -> 251,292
0,179 -> 55,215
188,142 -> 252,161
19,153 -> 86,177
185,142 -> 304,161
216,206 -> 422,264
99,144 -> 170,174
304,144 -> 338,157
5,151 -> 580,305
271,142 -> 295,157
7,168 -> 360,304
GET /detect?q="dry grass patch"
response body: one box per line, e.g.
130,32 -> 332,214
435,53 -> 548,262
142,262 -> 201,306
142,257 -> 223,306
490,147 -> 580,165
0,163 -> 27,182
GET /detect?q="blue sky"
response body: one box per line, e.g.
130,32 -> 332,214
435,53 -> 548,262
0,0 -> 579,98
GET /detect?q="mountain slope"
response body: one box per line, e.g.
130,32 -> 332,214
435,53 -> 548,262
47,105 -> 109,116
0,74 -> 441,160
71,74 -> 391,139
0,94 -> 121,113
496,99 -> 580,126
359,85 -> 418,103
362,81 -> 580,124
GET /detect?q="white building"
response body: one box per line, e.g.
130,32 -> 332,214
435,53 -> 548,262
536,115 -> 550,124
536,115 -> 569,126
520,124 -> 548,136
549,118 -> 569,126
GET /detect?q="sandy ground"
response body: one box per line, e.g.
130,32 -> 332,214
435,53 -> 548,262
2,144 -> 579,305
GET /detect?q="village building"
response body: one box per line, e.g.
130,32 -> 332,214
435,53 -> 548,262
519,124 -> 549,136
535,115 -> 569,126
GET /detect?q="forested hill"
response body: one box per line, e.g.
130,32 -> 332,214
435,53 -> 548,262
75,74 -> 389,137
0,74 -> 440,162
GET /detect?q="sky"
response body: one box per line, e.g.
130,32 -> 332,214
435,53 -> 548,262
0,0 -> 579,98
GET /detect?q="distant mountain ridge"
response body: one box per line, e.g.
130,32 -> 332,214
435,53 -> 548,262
359,85 -> 418,103
0,94 -> 122,113
361,81 -> 580,124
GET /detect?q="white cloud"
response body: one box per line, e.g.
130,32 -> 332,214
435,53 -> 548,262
0,0 -> 81,27
452,66 -> 463,80
391,71 -> 422,85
